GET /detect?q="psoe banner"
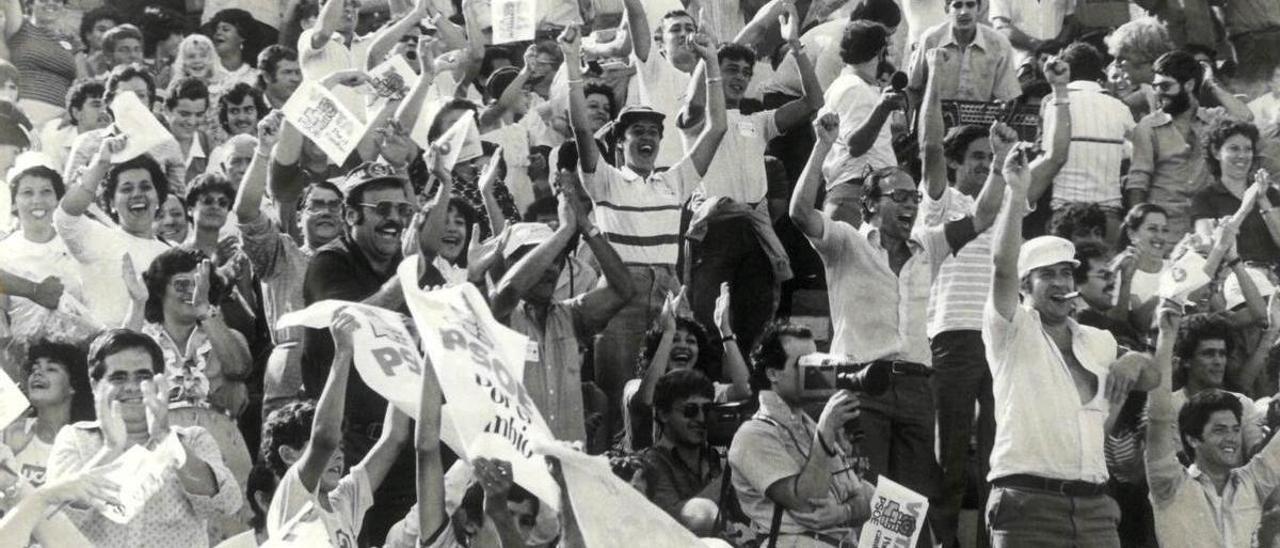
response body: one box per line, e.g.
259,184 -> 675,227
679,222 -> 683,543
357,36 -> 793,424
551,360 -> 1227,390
399,260 -> 560,512
858,477 -> 929,548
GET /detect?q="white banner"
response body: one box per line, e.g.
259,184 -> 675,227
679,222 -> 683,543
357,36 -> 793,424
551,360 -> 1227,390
281,81 -> 366,164
1159,250 -> 1211,303
438,110 -> 484,169
399,259 -> 560,511
367,55 -> 417,109
97,432 -> 187,524
276,301 -> 424,417
0,369 -> 29,430
109,93 -> 175,163
535,441 -> 704,548
491,0 -> 537,44
857,477 -> 929,548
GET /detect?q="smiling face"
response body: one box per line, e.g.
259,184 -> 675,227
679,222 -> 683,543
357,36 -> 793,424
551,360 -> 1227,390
27,358 -> 72,407
225,95 -> 259,136
182,44 -> 213,77
87,17 -> 115,51
658,14 -> 697,69
870,171 -> 920,241
269,60 -> 303,98
1216,133 -> 1254,182
1129,211 -> 1169,259
212,22 -> 243,56
74,96 -> 110,131
300,186 -> 343,247
191,189 -> 232,232
1187,339 -> 1228,389
1190,409 -> 1242,469
584,92 -> 612,132
1078,256 -> 1115,312
110,36 -> 144,67
225,140 -> 255,182
161,267 -> 204,320
621,119 -> 662,172
111,167 -> 160,235
93,348 -> 157,426
167,97 -> 208,140
1153,74 -> 1193,115
1026,262 -> 1076,324
720,58 -> 753,104
667,327 -> 701,370
659,394 -> 711,448
13,174 -> 59,233
950,136 -> 992,193
439,205 -> 468,262
155,195 -> 189,243
347,185 -> 413,262
946,0 -> 981,32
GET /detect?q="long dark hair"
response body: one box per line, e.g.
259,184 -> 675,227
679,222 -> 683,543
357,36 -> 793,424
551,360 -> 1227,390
24,340 -> 95,422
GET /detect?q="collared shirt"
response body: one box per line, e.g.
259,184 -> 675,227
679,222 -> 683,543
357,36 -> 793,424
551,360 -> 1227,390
625,49 -> 692,168
1048,81 -> 1136,209
983,301 -> 1118,483
509,282 -> 627,442
727,391 -> 872,538
52,208 -> 170,328
1168,389 -> 1266,457
819,67 -> 898,187
639,443 -> 723,518
907,22 -> 1022,102
143,322 -> 216,405
580,158 -> 698,266
989,0 -> 1075,66
680,109 -> 780,204
65,127 -> 187,191
48,423 -> 242,548
1146,410 -> 1280,547
1125,106 -> 1229,239
806,215 -> 974,364
239,213 -> 315,344
921,187 -> 994,336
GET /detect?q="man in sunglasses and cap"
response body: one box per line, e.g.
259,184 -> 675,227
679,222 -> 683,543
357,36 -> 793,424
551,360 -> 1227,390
790,110 -> 1003,545
986,143 -> 1158,547
298,160 -> 422,544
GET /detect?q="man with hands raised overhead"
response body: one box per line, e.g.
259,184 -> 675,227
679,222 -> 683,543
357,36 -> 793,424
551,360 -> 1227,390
47,328 -> 241,547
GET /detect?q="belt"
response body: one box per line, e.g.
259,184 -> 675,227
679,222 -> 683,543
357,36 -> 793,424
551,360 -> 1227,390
992,474 -> 1108,497
777,530 -> 846,547
874,360 -> 932,377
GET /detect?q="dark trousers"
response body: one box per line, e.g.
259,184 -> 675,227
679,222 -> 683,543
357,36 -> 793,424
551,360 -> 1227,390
931,330 -> 996,548
859,373 -> 942,547
987,486 -> 1121,548
688,216 -> 780,355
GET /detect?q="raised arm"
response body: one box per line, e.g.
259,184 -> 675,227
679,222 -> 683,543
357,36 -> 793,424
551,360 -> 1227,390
234,112 -> 283,223
2,0 -> 21,40
770,4 -> 823,132
297,309 -> 358,491
971,123 -> 1018,234
1027,58 -> 1072,203
59,135 -> 125,217
561,27 -> 600,174
920,48 -> 950,200
192,261 -> 251,380
358,403 -> 412,490
413,143 -> 454,260
845,87 -> 906,158
310,0 -> 348,50
489,198 -> 576,319
713,283 -> 750,401
1145,300 -> 1182,491
415,340 -> 447,544
566,175 -> 634,302
991,146 -> 1031,321
621,0 -> 652,63
788,113 -> 837,239
685,34 -> 728,178
1202,63 -> 1253,122
363,0 -> 430,70
637,292 -> 681,407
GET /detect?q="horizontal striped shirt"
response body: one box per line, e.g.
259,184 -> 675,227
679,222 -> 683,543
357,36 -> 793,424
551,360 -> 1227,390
9,21 -> 76,107
1046,81 -> 1135,208
581,159 -> 698,266
922,187 -> 994,336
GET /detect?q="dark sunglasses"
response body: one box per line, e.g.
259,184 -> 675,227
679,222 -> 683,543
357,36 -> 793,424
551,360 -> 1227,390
359,201 -> 416,218
680,402 -> 715,419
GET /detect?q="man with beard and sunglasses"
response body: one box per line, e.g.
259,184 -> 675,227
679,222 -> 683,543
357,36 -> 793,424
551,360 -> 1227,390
1124,50 -> 1253,241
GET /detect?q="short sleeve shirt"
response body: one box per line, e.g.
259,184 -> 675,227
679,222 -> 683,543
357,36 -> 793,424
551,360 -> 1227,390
625,50 -> 692,169
52,209 -> 170,327
580,159 -> 699,266
819,68 -> 897,187
266,463 -> 373,548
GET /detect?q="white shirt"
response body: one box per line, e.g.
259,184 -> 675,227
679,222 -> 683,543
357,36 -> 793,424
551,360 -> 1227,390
990,0 -> 1076,67
266,462 -> 373,547
36,119 -> 77,171
298,29 -> 370,122
1248,93 -> 1280,129
52,209 -> 170,327
625,50 -> 692,169
819,67 -> 896,188
765,19 -> 845,97
1047,81 -> 1135,208
983,301 -> 1117,483
680,109 -> 779,204
806,215 -> 958,364
581,158 -> 698,266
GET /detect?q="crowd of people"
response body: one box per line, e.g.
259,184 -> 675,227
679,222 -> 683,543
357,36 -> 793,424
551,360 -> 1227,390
1,0 -> 1280,546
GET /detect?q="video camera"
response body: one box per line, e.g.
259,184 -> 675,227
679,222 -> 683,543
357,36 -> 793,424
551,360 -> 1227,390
798,354 -> 892,401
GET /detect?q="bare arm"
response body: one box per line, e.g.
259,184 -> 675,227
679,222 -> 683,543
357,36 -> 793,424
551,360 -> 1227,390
297,310 -> 357,491
562,28 -> 600,174
1146,302 -> 1181,463
490,221 -> 575,320
2,0 -> 21,40
992,18 -> 1044,52
920,49 -> 949,200
1027,59 -> 1072,203
845,89 -> 904,158
414,145 -> 454,259
358,404 -> 412,490
363,0 -> 429,70
971,125 -> 1018,235
310,0 -> 347,50
685,36 -> 728,178
788,113 -> 837,239
59,136 -> 123,217
622,0 -> 652,62
771,5 -> 823,132
991,147 -> 1031,321
1204,70 -> 1253,122
233,113 -> 282,224
415,339 -> 447,544
765,391 -> 857,512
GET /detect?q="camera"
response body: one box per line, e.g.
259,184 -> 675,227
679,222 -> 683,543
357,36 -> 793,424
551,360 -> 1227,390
798,354 -> 892,401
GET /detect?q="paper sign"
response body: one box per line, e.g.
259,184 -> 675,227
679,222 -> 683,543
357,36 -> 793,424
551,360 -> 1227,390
281,81 -> 366,163
276,301 -> 424,418
261,502 -> 333,547
439,111 -> 483,169
109,93 -> 175,163
399,259 -> 560,512
97,433 -> 186,523
491,0 -> 537,44
858,477 -> 930,548
1158,251 -> 1211,303
367,55 -> 417,105
0,370 -> 29,430
535,441 -> 704,548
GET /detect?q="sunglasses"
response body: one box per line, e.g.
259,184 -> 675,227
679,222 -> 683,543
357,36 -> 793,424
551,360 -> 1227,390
305,198 -> 343,213
680,402 -> 715,419
359,201 -> 416,218
198,195 -> 231,208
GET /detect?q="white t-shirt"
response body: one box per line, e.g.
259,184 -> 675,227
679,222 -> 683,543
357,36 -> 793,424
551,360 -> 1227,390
266,462 -> 373,548
51,210 -> 170,327
625,50 -> 692,169
819,68 -> 896,187
680,109 -> 779,204
298,29 -> 371,122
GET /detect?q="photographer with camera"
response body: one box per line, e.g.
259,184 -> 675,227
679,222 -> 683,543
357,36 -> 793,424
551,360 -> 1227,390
726,322 -> 875,547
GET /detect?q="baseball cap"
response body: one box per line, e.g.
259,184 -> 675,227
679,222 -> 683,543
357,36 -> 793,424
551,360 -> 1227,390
336,161 -> 407,197
1017,236 -> 1079,279
502,222 -> 555,260
611,104 -> 665,138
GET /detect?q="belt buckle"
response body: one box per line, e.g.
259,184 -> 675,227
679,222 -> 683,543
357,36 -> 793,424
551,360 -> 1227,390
889,360 -> 911,375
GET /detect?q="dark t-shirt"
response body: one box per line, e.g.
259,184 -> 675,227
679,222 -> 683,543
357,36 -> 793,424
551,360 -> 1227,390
1190,183 -> 1280,264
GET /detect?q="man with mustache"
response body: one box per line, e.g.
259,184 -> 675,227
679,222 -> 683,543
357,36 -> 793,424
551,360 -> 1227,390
217,83 -> 266,138
1123,50 -> 1253,241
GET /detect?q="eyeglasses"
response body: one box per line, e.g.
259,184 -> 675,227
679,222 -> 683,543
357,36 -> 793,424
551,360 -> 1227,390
359,201 -> 416,218
680,402 -> 715,419
950,0 -> 978,9
885,189 -> 923,204
305,198 -> 343,213
198,195 -> 231,208
104,369 -> 155,385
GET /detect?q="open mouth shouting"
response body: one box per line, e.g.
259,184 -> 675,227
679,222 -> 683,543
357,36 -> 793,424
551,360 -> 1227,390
374,221 -> 404,247
670,346 -> 695,367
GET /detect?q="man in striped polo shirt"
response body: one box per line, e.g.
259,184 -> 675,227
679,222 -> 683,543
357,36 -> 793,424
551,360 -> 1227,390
561,26 -> 728,436
919,49 -> 1071,547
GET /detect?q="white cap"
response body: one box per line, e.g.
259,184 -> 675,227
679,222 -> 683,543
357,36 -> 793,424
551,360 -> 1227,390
5,151 -> 59,186
503,222 -> 555,260
1017,236 -> 1079,279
